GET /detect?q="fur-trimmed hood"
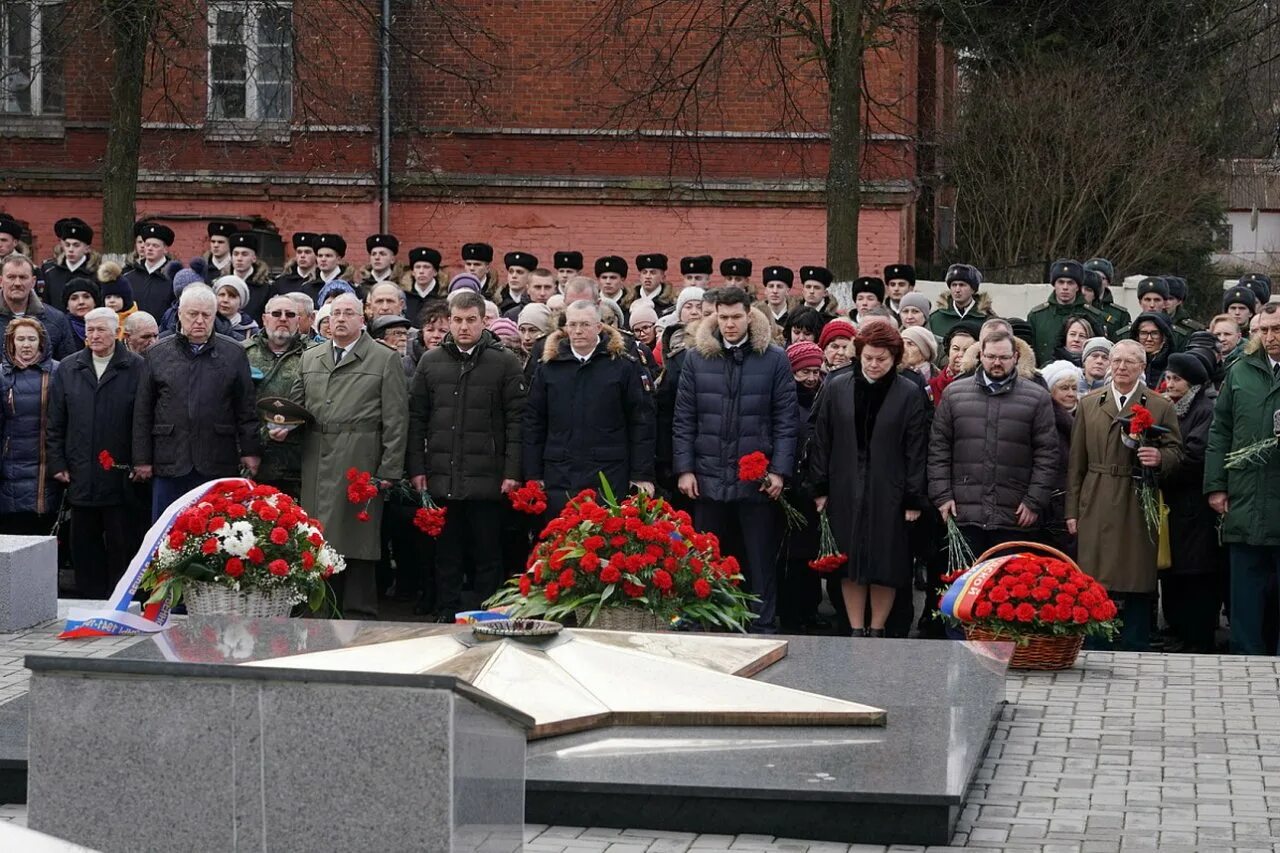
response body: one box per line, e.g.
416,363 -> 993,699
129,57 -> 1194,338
693,306 -> 774,358
357,262 -> 408,288
935,291 -> 994,316
959,335 -> 1038,379
48,245 -> 101,273
280,258 -> 320,281
542,323 -> 627,364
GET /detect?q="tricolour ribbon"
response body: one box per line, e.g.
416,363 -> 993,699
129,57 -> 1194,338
937,555 -> 1008,622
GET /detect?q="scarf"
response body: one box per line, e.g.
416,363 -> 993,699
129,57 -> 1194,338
69,313 -> 87,345
1173,385 -> 1201,418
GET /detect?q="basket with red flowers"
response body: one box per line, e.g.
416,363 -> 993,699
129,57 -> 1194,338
937,542 -> 1119,670
485,477 -> 756,631
139,480 -> 346,617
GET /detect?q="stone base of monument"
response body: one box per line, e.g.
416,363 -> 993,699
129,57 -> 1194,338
524,636 -> 1009,845
24,655 -> 530,853
0,535 -> 57,632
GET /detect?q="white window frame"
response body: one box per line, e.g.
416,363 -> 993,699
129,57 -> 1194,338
206,0 -> 293,124
1,0 -> 63,116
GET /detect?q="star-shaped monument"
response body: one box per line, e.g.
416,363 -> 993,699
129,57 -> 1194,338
245,627 -> 886,738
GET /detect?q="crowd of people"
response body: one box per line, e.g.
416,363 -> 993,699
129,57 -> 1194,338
1,213 -> 1279,654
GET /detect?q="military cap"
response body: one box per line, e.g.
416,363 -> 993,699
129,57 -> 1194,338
137,222 -> 175,246
680,255 -> 713,275
595,255 -> 628,277
229,232 -> 259,254
370,315 -> 412,338
504,251 -> 538,271
1083,257 -> 1115,284
1049,259 -> 1084,287
720,257 -> 752,278
799,265 -> 833,286
1223,285 -> 1257,314
366,233 -> 399,255
1081,269 -> 1104,297
408,247 -> 442,267
851,276 -> 885,301
1240,272 -> 1273,305
762,265 -> 794,286
461,242 -> 494,262
207,221 -> 238,238
256,397 -> 313,430
0,218 -> 22,240
1136,277 -> 1170,299
635,253 -> 668,271
54,218 -> 93,244
554,251 -> 583,270
945,263 -> 982,290
1164,276 -> 1187,301
291,232 -> 319,250
883,263 -> 915,284
317,233 -> 347,256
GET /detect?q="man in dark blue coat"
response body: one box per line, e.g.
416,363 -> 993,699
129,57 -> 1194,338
673,286 -> 798,632
524,300 -> 656,513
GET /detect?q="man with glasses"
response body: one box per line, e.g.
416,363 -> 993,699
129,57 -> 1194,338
1206,303 -> 1280,654
244,295 -> 313,499
1067,339 -> 1182,651
929,330 -> 1058,555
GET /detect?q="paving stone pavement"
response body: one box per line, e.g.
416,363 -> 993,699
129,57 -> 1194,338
4,615 -> 1279,851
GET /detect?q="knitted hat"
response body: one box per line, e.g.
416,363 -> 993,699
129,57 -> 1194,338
488,317 -> 519,342
817,318 -> 856,350
214,275 -> 250,310
172,268 -> 204,297
898,291 -> 932,318
674,286 -> 705,318
786,341 -> 824,372
1082,337 -> 1113,360
900,325 -> 937,364
517,302 -> 554,333
1166,351 -> 1208,387
448,272 -> 483,294
99,275 -> 132,310
1041,359 -> 1082,391
63,277 -> 101,307
315,304 -> 332,335
628,301 -> 659,328
316,279 -> 356,306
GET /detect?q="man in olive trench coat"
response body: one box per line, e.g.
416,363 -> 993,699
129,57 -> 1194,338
1066,339 -> 1182,651
282,293 -> 408,618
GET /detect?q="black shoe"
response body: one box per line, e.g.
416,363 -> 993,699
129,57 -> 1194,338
867,628 -> 885,638
851,627 -> 868,637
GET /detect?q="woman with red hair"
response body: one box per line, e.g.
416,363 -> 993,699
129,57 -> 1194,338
808,322 -> 929,637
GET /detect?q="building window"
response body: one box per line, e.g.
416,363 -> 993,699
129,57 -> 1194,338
208,1 -> 292,122
1,0 -> 65,115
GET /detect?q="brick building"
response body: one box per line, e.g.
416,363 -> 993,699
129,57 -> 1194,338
1,0 -> 953,277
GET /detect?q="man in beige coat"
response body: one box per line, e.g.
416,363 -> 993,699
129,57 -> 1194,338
1066,339 -> 1182,651
279,293 -> 408,618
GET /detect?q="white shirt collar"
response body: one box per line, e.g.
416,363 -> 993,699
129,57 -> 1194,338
954,300 -> 975,317
1111,381 -> 1140,408
372,269 -> 392,282
211,254 -> 231,271
724,336 -> 748,350
65,256 -> 87,272
320,268 -> 340,284
144,258 -> 166,275
414,280 -> 436,298
640,285 -> 663,301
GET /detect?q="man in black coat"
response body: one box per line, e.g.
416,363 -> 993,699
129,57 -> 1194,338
407,289 -> 526,618
121,222 -> 182,320
48,308 -> 147,598
673,286 -> 798,632
132,285 -> 260,519
524,301 -> 656,514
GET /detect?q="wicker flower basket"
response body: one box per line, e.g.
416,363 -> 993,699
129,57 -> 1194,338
184,582 -> 297,618
963,626 -> 1084,670
574,607 -> 670,633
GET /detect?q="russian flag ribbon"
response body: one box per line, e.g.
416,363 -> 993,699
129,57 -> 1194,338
937,556 -> 1008,622
59,478 -> 250,639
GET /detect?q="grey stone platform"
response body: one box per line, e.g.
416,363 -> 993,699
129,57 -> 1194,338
0,535 -> 56,632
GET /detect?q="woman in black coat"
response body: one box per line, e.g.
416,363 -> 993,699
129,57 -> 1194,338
809,323 -> 929,637
47,311 -> 146,598
1159,352 -> 1223,653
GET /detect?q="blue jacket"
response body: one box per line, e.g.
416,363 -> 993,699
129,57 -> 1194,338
672,309 -> 798,503
0,352 -> 62,515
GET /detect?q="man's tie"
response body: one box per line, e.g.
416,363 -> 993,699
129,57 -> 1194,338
334,346 -> 345,365
1117,393 -> 1127,411
1273,362 -> 1280,382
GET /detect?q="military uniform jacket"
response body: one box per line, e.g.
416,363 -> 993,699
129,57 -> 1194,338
244,332 -> 312,487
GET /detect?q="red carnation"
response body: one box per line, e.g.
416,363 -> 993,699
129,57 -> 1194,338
737,451 -> 770,482
247,547 -> 265,565
1073,606 -> 1090,624
974,600 -> 993,618
996,602 -> 1016,621
545,581 -> 561,603
1014,602 -> 1036,622
268,559 -> 289,577
269,526 -> 289,545
1039,604 -> 1057,622
1129,404 -> 1154,437
600,565 -> 622,584
652,569 -> 673,592
519,575 -> 532,597
98,450 -> 115,471
224,558 -> 245,578
356,510 -> 370,522
694,578 -> 712,599
167,530 -> 186,550
579,552 -> 600,572
201,537 -> 219,555
622,581 -> 646,598
558,569 -> 575,589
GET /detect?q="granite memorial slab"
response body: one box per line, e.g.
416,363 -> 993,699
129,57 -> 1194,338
0,535 -> 57,632
24,625 -> 531,853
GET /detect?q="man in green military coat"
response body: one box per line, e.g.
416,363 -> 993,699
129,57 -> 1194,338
1027,259 -> 1107,366
1163,275 -> 1203,352
1082,258 -> 1131,340
244,295 -> 312,498
1205,303 -> 1280,655
278,293 -> 408,618
928,263 -> 992,339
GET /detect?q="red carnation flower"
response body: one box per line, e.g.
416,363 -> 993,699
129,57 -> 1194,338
247,547 -> 265,565
652,569 -> 673,592
167,530 -> 186,550
737,451 -> 770,482
996,602 -> 1016,621
600,565 -> 622,584
1039,604 -> 1057,622
224,557 -> 245,578
1073,606 -> 1090,624
98,450 -> 115,470
201,537 -> 219,556
558,569 -> 576,589
974,600 -> 993,618
268,559 -> 289,577
545,581 -> 561,603
269,526 -> 289,545
519,575 -> 532,597
694,578 -> 712,599
356,510 -> 370,522
622,581 -> 646,598
1014,603 -> 1036,622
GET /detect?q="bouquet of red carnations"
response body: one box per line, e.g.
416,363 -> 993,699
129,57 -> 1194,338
509,480 -> 549,515
808,511 -> 847,574
346,469 -> 446,536
738,451 -> 807,530
486,478 -> 756,630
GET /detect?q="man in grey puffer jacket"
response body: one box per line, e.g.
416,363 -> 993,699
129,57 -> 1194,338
928,329 -> 1058,555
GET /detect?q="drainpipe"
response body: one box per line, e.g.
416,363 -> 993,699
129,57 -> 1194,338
378,0 -> 392,232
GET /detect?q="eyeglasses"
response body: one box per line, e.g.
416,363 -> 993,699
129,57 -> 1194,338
981,354 -> 1016,363
1136,330 -> 1162,339
268,310 -> 298,319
